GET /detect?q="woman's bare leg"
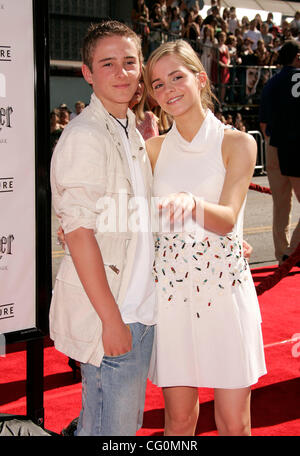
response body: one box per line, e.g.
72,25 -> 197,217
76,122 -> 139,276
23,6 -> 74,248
163,386 -> 199,436
214,387 -> 251,436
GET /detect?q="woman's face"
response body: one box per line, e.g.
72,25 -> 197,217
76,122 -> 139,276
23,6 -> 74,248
129,79 -> 145,108
204,27 -> 212,39
50,113 -> 59,126
218,33 -> 225,44
247,68 -> 259,88
150,54 -> 205,118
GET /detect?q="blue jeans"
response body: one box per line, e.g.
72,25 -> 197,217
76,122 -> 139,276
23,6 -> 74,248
76,322 -> 154,436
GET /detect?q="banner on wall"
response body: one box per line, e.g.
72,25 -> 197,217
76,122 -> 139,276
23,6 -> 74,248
0,0 -> 51,341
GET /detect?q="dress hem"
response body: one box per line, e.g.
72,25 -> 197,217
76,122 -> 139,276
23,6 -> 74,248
149,370 -> 267,390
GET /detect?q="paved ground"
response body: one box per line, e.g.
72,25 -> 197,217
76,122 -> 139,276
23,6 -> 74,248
51,174 -> 300,286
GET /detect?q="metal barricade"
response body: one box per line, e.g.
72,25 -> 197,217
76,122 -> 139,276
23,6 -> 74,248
248,130 -> 265,174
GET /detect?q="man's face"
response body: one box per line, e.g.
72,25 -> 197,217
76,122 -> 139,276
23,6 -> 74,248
75,103 -> 84,114
261,24 -> 268,34
82,35 -> 141,117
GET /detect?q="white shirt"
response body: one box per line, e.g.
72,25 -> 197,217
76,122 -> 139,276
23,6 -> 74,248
243,29 -> 262,50
113,118 -> 157,326
228,17 -> 239,34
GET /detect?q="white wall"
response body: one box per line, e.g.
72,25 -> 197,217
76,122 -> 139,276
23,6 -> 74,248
50,76 -> 92,112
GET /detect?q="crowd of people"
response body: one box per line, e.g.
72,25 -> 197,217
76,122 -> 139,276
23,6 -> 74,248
50,3 -> 299,139
131,1 -> 300,103
50,101 -> 85,151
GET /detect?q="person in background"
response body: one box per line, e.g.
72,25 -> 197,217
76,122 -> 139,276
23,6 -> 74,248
290,11 -> 300,36
261,22 -> 273,49
59,109 -> 70,129
254,14 -> 263,31
70,101 -> 85,120
200,24 -> 216,80
259,40 -> 300,266
211,31 -> 230,103
225,113 -> 233,125
243,19 -> 262,51
169,5 -> 184,37
255,40 -> 269,66
149,3 -> 169,53
50,109 -> 62,133
50,109 -> 63,153
131,0 -> 150,57
227,7 -> 240,35
203,5 -> 222,30
264,12 -> 274,31
241,16 -> 250,34
206,0 -> 220,16
129,67 -> 160,140
184,11 -> 200,42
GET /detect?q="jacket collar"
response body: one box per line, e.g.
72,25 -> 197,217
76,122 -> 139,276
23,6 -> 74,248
89,92 -> 136,135
89,93 -> 146,186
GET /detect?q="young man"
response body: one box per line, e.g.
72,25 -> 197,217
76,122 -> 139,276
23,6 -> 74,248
50,21 -> 156,436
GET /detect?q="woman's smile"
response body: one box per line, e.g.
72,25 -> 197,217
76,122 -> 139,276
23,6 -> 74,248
167,95 -> 184,105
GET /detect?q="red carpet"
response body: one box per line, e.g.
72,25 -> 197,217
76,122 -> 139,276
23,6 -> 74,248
0,265 -> 299,436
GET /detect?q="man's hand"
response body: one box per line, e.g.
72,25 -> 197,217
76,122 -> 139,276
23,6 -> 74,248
102,319 -> 132,357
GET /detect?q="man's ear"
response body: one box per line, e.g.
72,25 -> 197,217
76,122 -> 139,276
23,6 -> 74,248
82,64 -> 93,85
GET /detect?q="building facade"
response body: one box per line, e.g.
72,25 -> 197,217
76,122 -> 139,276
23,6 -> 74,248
48,0 -> 133,110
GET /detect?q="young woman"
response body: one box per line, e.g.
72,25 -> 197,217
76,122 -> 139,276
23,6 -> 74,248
199,25 -> 215,80
144,40 -> 266,436
211,31 -> 230,103
129,67 -> 160,141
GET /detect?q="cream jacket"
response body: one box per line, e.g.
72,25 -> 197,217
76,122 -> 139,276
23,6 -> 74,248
50,93 -> 153,366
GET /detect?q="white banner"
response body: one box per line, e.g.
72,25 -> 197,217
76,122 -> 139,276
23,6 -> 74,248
0,0 -> 36,334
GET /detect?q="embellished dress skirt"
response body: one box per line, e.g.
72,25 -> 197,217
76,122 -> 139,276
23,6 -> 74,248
148,232 -> 267,389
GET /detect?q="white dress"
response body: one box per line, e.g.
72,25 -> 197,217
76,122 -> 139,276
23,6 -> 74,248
148,110 -> 267,389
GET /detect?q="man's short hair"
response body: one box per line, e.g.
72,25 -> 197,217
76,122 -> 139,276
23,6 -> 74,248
278,40 -> 300,66
82,20 -> 143,71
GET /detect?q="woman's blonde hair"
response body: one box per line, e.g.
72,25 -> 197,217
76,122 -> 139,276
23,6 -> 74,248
132,66 -> 148,123
144,40 -> 216,113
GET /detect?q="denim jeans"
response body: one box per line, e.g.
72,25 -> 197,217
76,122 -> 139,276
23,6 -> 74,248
76,322 -> 155,436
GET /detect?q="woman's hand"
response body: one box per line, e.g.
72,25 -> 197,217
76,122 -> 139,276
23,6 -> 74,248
159,192 -> 195,222
243,240 -> 253,260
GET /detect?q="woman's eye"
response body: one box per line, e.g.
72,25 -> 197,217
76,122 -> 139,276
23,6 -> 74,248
173,75 -> 182,81
153,83 -> 163,90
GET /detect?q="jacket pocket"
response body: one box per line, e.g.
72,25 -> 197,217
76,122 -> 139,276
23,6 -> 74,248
99,236 -> 129,300
50,279 -> 100,343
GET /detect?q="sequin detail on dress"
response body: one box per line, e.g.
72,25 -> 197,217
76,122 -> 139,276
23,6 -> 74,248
153,233 -> 248,307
